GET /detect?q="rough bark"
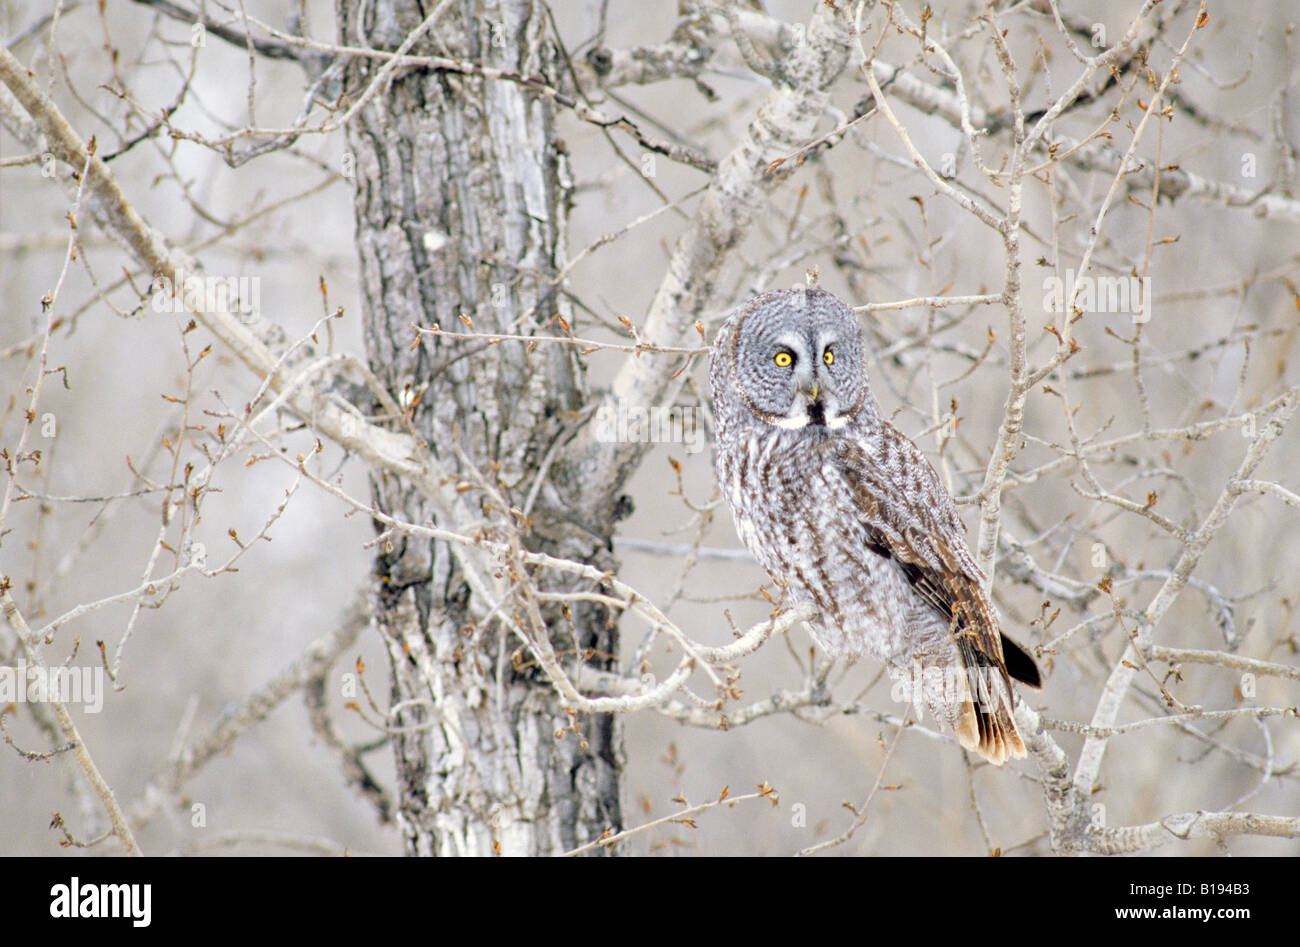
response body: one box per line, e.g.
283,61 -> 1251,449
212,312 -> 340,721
339,0 -> 621,856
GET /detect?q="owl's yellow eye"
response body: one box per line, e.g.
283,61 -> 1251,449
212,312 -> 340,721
774,351 -> 794,367
823,349 -> 835,366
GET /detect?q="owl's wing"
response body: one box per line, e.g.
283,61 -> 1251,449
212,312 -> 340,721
828,428 -> 1038,764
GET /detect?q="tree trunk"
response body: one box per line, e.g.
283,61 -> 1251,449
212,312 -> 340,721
339,0 -> 622,856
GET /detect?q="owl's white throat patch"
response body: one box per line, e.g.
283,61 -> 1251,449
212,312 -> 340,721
772,413 -> 811,430
771,410 -> 853,430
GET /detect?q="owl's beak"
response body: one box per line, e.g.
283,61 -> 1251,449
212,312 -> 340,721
795,379 -> 827,427
795,375 -> 820,404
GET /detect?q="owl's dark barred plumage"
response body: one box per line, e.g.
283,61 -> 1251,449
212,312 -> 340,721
709,288 -> 1041,764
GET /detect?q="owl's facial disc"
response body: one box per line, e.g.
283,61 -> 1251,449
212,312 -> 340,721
769,372 -> 853,430
766,331 -> 854,430
729,296 -> 867,432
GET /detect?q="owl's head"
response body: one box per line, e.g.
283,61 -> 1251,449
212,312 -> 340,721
710,288 -> 872,434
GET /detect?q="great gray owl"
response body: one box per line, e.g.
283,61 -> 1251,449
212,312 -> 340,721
709,288 -> 1041,765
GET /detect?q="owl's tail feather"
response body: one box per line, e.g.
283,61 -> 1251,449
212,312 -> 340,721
953,640 -> 1027,766
1001,633 -> 1043,688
